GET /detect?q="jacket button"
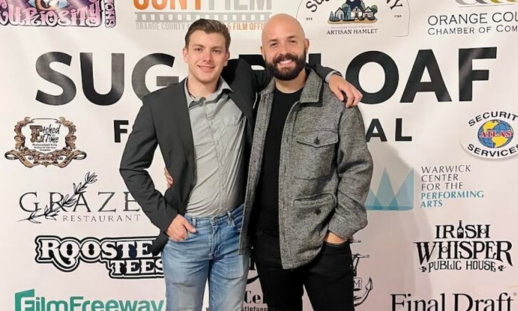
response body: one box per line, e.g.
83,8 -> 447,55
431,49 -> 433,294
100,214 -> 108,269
315,209 -> 321,215
314,137 -> 320,145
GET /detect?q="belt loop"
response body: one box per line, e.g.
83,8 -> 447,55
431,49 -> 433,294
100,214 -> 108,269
227,210 -> 235,227
191,217 -> 197,228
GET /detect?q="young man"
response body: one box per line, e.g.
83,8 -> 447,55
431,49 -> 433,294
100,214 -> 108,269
239,14 -> 374,311
120,19 -> 360,311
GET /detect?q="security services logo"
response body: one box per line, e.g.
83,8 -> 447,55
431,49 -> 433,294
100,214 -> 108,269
460,111 -> 518,159
19,172 -> 142,224
297,0 -> 410,37
15,289 -> 164,311
415,221 -> 513,273
35,236 -> 163,279
0,0 -> 116,27
134,0 -> 272,31
366,168 -> 414,211
5,117 -> 86,168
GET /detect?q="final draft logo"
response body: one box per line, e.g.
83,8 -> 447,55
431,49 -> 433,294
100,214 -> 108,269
5,117 -> 86,168
134,0 -> 272,31
460,111 -> 518,159
415,221 -> 513,273
19,172 -> 142,224
35,236 -> 163,279
0,0 -> 116,27
391,292 -> 515,311
297,0 -> 410,37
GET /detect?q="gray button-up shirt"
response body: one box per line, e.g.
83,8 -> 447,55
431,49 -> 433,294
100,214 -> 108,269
184,78 -> 246,217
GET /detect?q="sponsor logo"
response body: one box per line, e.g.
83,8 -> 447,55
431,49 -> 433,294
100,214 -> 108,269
461,111 -> 518,159
0,0 -> 116,27
133,0 -> 272,31
391,292 -> 515,311
297,0 -> 410,37
419,164 -> 484,208
366,168 -> 414,211
35,236 -> 163,279
456,0 -> 517,6
5,117 -> 86,168
415,221 -> 513,273
19,172 -> 142,224
15,289 -> 164,311
352,244 -> 373,307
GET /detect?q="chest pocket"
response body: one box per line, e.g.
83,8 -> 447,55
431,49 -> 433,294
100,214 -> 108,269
292,130 -> 338,180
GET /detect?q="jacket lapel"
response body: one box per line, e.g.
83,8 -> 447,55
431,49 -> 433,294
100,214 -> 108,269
167,79 -> 195,166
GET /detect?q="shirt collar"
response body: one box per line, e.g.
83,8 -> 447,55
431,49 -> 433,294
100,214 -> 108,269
184,78 -> 233,107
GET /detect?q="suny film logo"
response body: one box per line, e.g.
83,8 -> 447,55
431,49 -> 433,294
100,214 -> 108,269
134,0 -> 272,31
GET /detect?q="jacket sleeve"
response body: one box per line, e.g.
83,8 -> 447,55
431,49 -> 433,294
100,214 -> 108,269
328,106 -> 373,240
119,98 -> 178,232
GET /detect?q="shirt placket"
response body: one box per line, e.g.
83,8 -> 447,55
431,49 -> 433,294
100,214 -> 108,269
203,97 -> 226,214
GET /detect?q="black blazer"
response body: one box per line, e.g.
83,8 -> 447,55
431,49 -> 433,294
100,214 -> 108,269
120,59 -> 334,254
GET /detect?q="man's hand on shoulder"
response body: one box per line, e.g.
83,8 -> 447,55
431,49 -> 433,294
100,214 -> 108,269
328,75 -> 363,108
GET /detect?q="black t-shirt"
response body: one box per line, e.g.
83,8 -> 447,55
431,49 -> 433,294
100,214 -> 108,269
251,87 -> 303,237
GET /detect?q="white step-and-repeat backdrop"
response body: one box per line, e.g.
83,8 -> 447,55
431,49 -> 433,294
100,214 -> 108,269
1,0 -> 517,310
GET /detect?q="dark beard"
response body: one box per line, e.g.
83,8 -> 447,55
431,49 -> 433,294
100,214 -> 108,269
266,50 -> 306,81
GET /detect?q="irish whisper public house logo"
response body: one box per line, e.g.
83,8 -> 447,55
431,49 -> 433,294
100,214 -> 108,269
296,0 -> 410,37
134,0 -> 272,31
35,236 -> 163,279
415,221 -> 513,273
0,0 -> 116,27
5,117 -> 86,168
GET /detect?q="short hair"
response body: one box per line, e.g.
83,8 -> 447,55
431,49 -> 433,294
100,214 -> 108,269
185,19 -> 231,51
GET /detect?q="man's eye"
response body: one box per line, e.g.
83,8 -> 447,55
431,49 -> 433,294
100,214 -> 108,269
213,50 -> 222,54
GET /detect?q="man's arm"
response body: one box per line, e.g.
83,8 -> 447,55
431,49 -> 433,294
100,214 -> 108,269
119,99 -> 177,232
328,106 -> 373,240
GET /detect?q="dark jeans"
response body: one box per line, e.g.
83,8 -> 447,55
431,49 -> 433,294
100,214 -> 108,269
252,231 -> 355,311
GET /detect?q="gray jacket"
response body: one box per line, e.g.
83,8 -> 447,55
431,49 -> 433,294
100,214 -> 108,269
239,69 -> 374,269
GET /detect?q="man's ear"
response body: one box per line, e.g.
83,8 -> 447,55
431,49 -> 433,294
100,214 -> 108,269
260,46 -> 266,60
304,38 -> 310,51
224,50 -> 230,66
182,47 -> 188,63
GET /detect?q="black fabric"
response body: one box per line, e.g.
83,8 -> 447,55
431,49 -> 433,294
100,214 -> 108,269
251,87 -> 303,237
252,232 -> 355,311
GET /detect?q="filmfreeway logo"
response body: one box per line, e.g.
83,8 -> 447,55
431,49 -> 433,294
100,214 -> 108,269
15,289 -> 164,311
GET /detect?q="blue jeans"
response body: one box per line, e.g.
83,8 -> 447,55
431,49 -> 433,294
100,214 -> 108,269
162,204 -> 249,311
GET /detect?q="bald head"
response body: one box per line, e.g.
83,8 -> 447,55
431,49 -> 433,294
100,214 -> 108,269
262,14 -> 306,46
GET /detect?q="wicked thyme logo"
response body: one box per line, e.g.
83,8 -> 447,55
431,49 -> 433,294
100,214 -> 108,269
5,117 -> 86,168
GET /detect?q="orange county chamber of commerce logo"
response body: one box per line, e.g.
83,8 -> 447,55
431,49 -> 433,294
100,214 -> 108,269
5,117 -> 86,168
296,0 -> 410,37
0,0 -> 116,27
460,111 -> 517,160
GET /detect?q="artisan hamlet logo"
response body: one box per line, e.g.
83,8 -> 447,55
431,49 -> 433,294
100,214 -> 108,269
0,0 -> 116,27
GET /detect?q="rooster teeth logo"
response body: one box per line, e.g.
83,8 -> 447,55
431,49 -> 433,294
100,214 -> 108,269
5,117 -> 86,168
297,0 -> 410,37
35,236 -> 163,279
415,221 -> 513,273
0,0 -> 116,27
460,111 -> 518,159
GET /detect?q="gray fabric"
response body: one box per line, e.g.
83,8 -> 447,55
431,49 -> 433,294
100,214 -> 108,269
184,78 -> 246,217
239,69 -> 373,269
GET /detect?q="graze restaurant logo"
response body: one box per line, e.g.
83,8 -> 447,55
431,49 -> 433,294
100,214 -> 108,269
297,0 -> 410,37
35,236 -> 163,279
415,221 -> 513,273
19,172 -> 142,224
15,289 -> 164,311
134,0 -> 272,31
5,117 -> 86,168
461,111 -> 518,159
0,0 -> 116,27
